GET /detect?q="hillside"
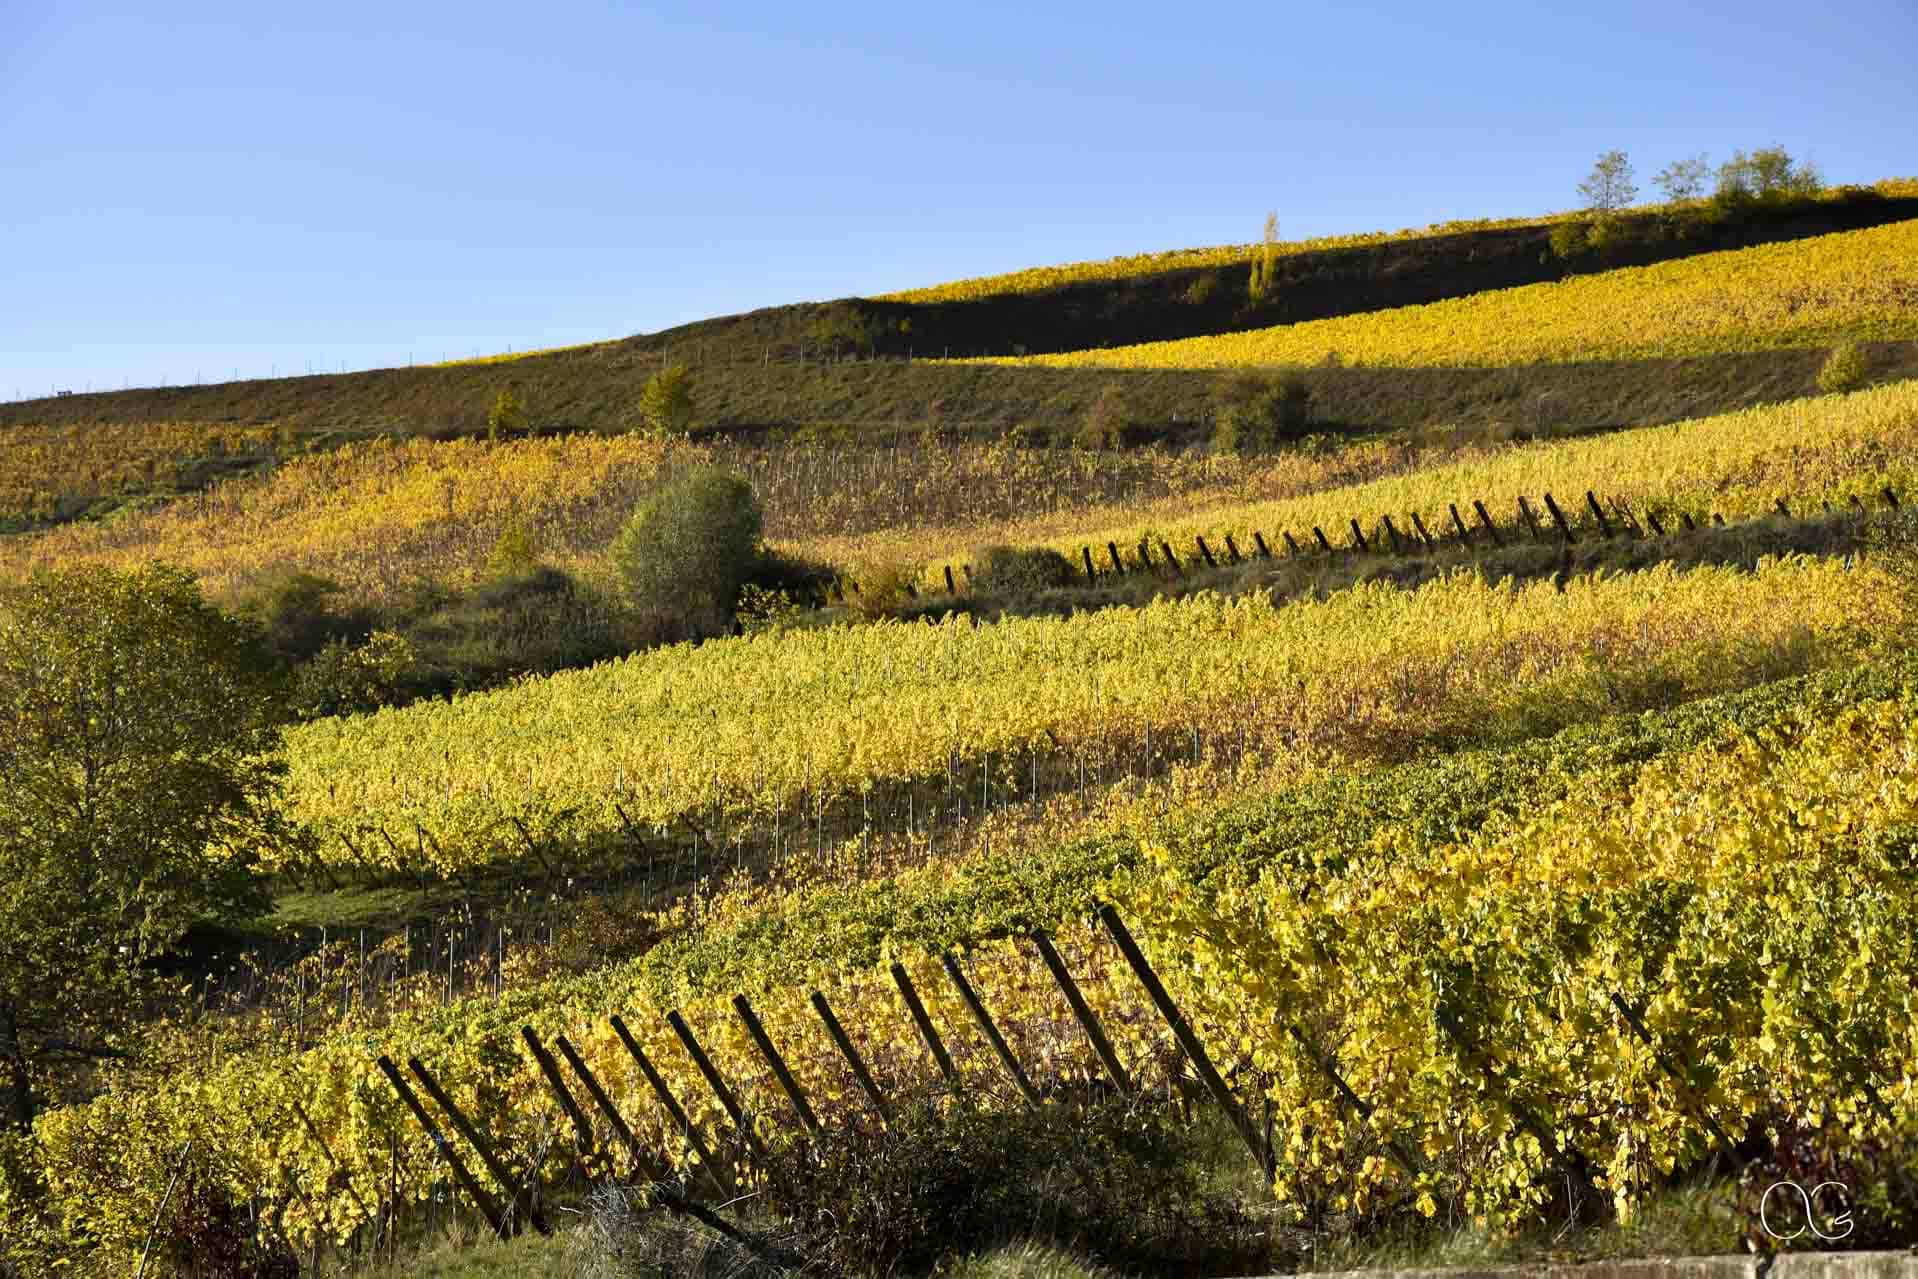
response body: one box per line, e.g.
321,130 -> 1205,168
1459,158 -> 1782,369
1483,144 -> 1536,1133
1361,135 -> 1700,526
4,184 -> 1914,447
995,218 -> 1918,370
10,178 -> 1918,1279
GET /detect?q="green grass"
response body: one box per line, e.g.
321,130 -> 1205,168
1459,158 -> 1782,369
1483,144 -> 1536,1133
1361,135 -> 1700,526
385,1226 -> 581,1278
1293,1178 -> 1745,1273
941,1241 -> 1121,1279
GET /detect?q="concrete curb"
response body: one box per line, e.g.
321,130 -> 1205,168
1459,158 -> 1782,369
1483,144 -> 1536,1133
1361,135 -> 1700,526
1259,1252 -> 1917,1279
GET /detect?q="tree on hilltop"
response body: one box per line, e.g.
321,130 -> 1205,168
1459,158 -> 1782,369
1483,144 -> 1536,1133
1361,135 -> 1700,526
1653,153 -> 1711,202
1247,211 -> 1280,305
1578,150 -> 1639,214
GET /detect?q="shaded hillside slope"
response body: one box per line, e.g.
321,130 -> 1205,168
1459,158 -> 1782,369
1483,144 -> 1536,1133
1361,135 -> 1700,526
4,188 -> 1914,441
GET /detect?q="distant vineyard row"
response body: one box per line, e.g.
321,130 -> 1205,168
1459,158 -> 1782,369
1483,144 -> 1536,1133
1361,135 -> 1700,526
1005,379 -> 1918,572
879,178 -> 1918,305
978,218 -> 1918,369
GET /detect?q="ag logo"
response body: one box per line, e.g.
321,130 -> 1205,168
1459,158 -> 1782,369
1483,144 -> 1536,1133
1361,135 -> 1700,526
1760,1180 -> 1854,1243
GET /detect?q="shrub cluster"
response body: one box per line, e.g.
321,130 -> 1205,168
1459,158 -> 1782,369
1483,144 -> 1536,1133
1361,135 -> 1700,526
1210,371 -> 1312,453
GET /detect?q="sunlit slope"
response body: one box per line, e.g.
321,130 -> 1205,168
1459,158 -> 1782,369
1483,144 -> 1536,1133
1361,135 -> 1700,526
977,219 -> 1918,369
879,179 -> 1918,305
278,554 -> 1890,876
990,381 -> 1918,567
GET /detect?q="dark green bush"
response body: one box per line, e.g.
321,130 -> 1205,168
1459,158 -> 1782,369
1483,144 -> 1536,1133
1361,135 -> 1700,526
1076,382 -> 1138,449
1211,371 -> 1312,454
758,1096 -> 1271,1277
609,466 -> 763,634
971,544 -> 1075,597
1548,220 -> 1591,260
236,571 -> 370,665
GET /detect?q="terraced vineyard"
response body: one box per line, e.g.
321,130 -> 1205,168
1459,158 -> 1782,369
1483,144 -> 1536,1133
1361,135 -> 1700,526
988,219 -> 1918,369
28,656 -> 1918,1269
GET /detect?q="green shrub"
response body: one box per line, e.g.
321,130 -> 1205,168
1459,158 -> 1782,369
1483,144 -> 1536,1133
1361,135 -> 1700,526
1584,212 -> 1637,253
1818,341 -> 1868,394
236,571 -> 369,665
846,559 -> 921,617
289,630 -> 415,719
609,466 -> 762,632
970,544 -> 1075,597
804,302 -> 882,359
636,363 -> 694,438
734,584 -> 807,635
1182,271 -> 1219,306
1548,220 -> 1591,260
485,515 -> 539,579
1211,371 -> 1312,454
758,1096 -> 1271,1277
486,387 -> 527,441
1076,382 -> 1136,449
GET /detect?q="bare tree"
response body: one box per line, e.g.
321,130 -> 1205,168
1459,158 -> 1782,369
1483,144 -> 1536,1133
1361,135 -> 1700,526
1653,154 -> 1711,202
1577,150 -> 1639,214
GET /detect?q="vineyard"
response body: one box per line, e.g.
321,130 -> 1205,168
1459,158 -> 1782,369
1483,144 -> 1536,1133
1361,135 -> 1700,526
15,653 -> 1918,1271
270,552 -> 1891,882
879,179 -> 1918,306
989,379 -> 1918,578
0,419 -> 284,529
8,160 -> 1918,1279
1,428 -> 1453,598
985,219 -> 1918,370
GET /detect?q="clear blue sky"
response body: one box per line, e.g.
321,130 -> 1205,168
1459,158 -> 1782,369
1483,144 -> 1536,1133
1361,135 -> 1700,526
4,0 -> 1913,400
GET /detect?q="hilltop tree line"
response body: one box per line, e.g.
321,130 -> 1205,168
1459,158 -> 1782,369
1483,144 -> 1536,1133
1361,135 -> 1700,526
1578,144 -> 1824,213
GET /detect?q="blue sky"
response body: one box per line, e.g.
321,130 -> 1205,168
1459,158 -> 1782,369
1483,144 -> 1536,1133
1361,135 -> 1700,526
3,0 -> 1913,400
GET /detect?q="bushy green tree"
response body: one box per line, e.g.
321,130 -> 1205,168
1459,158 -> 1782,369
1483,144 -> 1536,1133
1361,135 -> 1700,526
638,363 -> 695,437
804,303 -> 882,360
1716,146 -> 1821,203
1077,382 -> 1137,449
0,565 -> 288,1128
485,514 -> 539,579
1817,341 -> 1868,394
970,544 -> 1075,597
609,466 -> 762,633
486,387 -> 527,440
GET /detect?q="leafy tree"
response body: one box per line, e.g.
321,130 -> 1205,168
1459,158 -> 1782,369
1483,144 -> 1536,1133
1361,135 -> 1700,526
486,387 -> 527,441
609,466 -> 762,633
1246,212 -> 1279,304
1716,146 -> 1822,202
0,565 -> 288,1129
1577,150 -> 1639,213
1653,153 -> 1711,202
638,363 -> 695,437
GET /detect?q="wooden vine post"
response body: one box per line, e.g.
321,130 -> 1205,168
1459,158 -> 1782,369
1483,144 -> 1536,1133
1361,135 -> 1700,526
1096,906 -> 1267,1174
940,952 -> 1041,1107
890,962 -> 963,1093
374,1056 -> 510,1240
